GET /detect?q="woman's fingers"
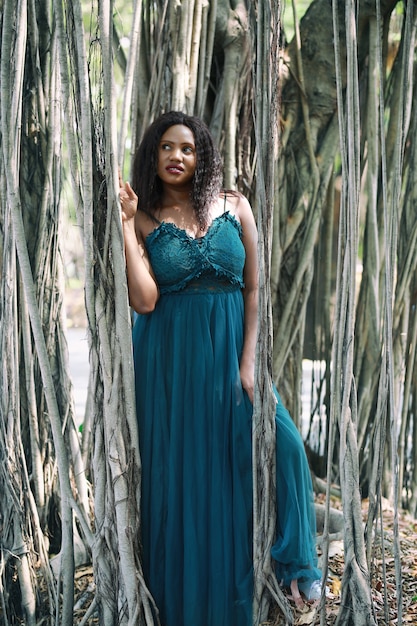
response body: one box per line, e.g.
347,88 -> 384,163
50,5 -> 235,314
119,179 -> 138,223
125,181 -> 135,197
120,179 -> 136,200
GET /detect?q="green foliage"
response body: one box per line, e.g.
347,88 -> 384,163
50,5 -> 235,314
282,0 -> 311,43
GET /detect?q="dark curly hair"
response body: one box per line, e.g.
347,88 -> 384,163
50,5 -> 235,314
131,111 -> 223,230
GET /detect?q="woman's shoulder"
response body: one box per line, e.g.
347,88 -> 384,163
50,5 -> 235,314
135,207 -> 161,239
222,190 -> 253,221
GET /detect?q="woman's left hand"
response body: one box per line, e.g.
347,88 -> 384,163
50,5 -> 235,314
240,359 -> 255,404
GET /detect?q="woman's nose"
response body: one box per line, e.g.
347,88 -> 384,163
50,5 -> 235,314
169,147 -> 182,160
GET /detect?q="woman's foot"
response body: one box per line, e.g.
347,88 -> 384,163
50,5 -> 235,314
298,578 -> 322,601
289,579 -> 305,608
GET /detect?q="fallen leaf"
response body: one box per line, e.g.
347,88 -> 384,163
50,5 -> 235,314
331,577 -> 342,595
295,607 -> 317,625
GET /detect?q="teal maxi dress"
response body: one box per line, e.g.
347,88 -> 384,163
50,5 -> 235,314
132,211 -> 320,626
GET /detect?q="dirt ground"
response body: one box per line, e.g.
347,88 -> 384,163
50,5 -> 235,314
267,494 -> 417,626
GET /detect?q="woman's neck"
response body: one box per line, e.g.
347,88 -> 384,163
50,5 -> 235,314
160,183 -> 192,209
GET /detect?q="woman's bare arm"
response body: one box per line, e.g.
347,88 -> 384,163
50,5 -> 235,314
234,194 -> 259,403
120,179 -> 159,314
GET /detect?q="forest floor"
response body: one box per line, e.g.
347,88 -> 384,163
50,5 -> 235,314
267,494 -> 417,626
71,493 -> 417,625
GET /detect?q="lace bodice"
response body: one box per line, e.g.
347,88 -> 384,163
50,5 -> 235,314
145,212 -> 246,294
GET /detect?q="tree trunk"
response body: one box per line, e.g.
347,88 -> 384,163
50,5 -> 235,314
60,0 -> 156,622
0,1 -> 91,623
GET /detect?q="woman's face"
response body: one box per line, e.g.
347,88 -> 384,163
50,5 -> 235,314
157,124 -> 197,188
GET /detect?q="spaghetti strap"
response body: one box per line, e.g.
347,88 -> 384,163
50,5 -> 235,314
223,193 -> 227,213
140,208 -> 161,225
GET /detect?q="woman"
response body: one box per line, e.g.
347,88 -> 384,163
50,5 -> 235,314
120,111 -> 321,626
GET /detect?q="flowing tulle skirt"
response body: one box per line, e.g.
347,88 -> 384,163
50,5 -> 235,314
133,286 -> 319,626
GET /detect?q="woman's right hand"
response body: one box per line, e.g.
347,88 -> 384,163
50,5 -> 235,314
118,172 -> 159,313
119,174 -> 138,222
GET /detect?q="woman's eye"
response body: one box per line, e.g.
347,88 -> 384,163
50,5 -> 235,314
183,146 -> 193,154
